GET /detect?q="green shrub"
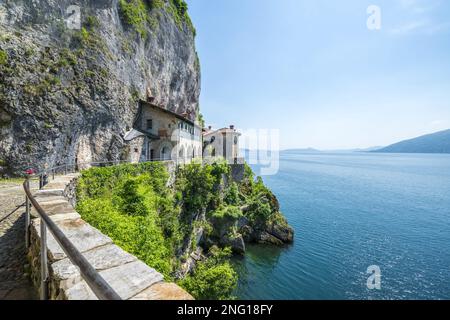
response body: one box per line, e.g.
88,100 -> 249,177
25,47 -> 35,58
211,206 -> 242,220
150,0 -> 164,10
84,70 -> 96,78
47,75 -> 61,86
175,162 -> 215,214
179,247 -> 237,300
115,177 -> 149,216
224,182 -> 240,206
60,48 -> 77,67
77,163 -> 176,277
77,198 -> 172,277
0,50 -> 7,66
246,200 -> 272,224
166,0 -> 196,35
76,161 -> 281,299
197,113 -> 205,128
85,15 -> 100,29
119,0 -> 149,38
81,27 -> 90,42
171,0 -> 188,15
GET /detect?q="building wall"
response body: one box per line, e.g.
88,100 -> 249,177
139,106 -> 202,163
203,131 -> 241,163
128,136 -> 145,163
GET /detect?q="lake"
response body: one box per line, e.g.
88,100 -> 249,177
233,152 -> 450,300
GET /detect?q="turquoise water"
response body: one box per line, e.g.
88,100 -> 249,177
233,152 -> 450,300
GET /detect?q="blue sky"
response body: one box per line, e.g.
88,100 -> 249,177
187,0 -> 450,150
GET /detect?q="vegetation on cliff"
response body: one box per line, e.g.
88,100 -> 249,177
0,0 -> 200,176
118,0 -> 195,38
76,161 -> 293,300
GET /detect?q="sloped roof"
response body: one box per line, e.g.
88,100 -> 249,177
124,128 -> 160,142
139,100 -> 201,128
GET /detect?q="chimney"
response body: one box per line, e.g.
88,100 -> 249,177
230,125 -> 235,130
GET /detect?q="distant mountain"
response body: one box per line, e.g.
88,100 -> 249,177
352,146 -> 384,152
325,146 -> 384,152
373,129 -> 450,154
283,148 -> 321,153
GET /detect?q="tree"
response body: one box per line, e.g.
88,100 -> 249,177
179,247 -> 238,300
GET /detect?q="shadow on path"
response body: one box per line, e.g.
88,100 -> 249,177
0,184 -> 38,300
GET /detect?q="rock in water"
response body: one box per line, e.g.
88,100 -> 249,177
269,223 -> 294,243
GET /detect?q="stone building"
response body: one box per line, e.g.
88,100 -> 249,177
125,100 -> 202,164
203,125 -> 242,164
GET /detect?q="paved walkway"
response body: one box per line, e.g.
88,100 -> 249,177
0,180 -> 38,300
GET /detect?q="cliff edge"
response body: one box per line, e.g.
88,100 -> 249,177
0,0 -> 200,175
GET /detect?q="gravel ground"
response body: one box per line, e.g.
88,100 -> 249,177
0,180 -> 39,300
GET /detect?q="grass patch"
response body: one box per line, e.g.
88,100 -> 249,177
168,0 -> 196,36
0,50 -> 8,66
119,0 -> 149,38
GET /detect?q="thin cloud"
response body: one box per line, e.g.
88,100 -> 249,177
389,0 -> 446,35
430,120 -> 448,127
398,0 -> 441,12
389,20 -> 450,35
389,20 -> 428,35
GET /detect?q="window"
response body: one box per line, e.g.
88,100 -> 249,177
146,119 -> 153,130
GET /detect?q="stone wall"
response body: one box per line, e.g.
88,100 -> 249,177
230,164 -> 245,183
63,176 -> 78,209
27,173 -> 192,300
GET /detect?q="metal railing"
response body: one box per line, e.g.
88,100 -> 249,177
22,160 -> 145,300
22,156 -> 230,300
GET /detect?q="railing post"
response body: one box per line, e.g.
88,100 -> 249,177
40,221 -> 49,300
25,178 -> 31,248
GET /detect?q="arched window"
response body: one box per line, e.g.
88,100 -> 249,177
160,146 -> 171,161
187,146 -> 194,160
179,146 -> 185,159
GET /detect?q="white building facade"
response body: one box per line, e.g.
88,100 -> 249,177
125,100 -> 202,164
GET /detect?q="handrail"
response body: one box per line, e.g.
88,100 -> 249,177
23,176 -> 122,300
28,159 -> 172,182
22,158 -> 176,300
21,157 -> 204,299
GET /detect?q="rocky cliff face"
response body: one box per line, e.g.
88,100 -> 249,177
0,0 -> 200,175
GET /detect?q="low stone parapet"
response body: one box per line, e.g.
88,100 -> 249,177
27,173 -> 193,300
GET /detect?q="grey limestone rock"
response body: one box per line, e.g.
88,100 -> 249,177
0,0 -> 200,175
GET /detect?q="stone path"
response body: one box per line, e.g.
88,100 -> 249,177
0,179 -> 38,300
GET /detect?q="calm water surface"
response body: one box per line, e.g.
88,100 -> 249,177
233,152 -> 450,300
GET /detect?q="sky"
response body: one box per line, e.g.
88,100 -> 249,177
186,0 -> 450,150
